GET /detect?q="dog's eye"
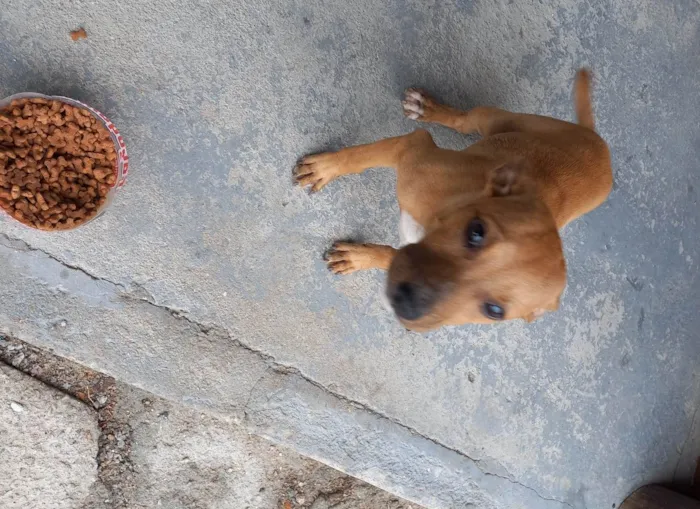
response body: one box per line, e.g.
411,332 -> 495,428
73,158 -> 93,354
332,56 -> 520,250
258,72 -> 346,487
483,302 -> 505,320
465,218 -> 486,249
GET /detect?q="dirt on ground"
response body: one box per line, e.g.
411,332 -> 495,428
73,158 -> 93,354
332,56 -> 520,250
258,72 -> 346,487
0,335 -> 423,509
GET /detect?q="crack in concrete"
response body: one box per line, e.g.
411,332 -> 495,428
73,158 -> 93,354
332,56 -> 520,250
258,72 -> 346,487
242,367 -> 273,419
674,401 -> 700,480
0,335 -> 133,509
1,232 -> 572,507
118,304 -> 576,507
0,233 -> 130,292
483,470 -> 574,509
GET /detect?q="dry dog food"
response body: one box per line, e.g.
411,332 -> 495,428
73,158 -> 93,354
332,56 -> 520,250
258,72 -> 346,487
0,98 -> 116,230
70,28 -> 88,41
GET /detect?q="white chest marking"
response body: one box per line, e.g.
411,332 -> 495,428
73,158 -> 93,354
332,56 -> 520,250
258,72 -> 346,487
381,211 -> 425,313
398,210 -> 425,247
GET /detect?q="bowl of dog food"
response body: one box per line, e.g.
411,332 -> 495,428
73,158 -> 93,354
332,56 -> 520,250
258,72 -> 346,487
0,93 -> 128,231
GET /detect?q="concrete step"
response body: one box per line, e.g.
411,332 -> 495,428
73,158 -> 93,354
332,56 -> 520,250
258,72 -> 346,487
0,337 -> 423,509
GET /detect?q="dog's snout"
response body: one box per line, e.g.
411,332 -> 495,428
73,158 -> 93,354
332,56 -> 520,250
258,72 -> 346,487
390,281 -> 435,321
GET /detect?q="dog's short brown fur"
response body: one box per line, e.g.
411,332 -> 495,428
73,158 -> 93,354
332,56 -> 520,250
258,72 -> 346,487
295,70 -> 612,331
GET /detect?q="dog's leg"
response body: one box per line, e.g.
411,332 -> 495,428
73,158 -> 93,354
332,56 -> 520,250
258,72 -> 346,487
402,89 -> 479,133
403,89 -> 573,137
294,130 -> 435,192
295,131 -> 435,274
326,242 -> 397,275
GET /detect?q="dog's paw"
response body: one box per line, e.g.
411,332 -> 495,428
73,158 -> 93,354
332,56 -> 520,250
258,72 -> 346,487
402,88 -> 437,121
325,242 -> 377,275
294,152 -> 344,193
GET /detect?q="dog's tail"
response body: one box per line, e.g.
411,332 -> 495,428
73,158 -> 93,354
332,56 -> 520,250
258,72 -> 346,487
573,69 -> 595,130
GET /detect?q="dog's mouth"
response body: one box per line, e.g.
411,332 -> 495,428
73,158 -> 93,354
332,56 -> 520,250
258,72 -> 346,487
394,311 -> 444,333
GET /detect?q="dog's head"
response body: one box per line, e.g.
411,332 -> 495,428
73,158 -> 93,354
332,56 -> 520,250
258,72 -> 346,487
387,161 -> 566,331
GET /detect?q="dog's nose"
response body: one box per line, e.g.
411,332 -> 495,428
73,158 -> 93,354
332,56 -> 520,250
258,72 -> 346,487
390,281 -> 434,321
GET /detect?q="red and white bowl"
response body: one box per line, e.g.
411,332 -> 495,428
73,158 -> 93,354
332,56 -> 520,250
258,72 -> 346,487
0,92 -> 128,229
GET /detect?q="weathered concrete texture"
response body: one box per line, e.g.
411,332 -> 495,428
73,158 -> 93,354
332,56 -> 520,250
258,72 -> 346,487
1,1 -> 700,508
0,363 -> 98,509
124,387 -> 421,509
1,337 -> 422,509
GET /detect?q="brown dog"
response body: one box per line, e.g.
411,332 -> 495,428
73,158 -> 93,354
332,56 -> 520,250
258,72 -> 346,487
295,70 -> 612,331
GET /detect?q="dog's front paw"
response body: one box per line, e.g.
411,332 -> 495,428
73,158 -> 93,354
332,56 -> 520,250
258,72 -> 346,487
402,88 -> 437,121
324,243 -> 372,275
294,152 -> 345,193
325,242 -> 395,274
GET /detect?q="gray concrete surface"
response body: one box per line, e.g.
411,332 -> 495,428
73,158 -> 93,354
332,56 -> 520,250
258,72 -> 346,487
0,363 -> 99,509
1,336 -> 422,509
124,387 -> 421,509
1,1 -> 700,508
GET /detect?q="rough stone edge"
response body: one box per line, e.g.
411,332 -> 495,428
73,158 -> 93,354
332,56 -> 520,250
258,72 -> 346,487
0,336 -> 134,509
245,368 -> 572,509
0,232 -> 572,509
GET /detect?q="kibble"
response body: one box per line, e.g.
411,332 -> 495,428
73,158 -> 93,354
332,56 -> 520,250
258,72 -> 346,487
0,98 -> 116,230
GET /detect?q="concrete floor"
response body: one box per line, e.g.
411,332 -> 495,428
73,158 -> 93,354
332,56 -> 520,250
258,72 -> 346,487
1,362 -> 98,509
1,336 -> 421,509
1,1 -> 700,508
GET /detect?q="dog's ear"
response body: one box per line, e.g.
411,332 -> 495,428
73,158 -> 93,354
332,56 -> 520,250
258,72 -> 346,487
524,295 -> 561,323
487,160 -> 527,197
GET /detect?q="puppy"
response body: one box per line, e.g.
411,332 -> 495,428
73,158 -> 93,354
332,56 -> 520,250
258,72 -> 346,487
295,70 -> 612,331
